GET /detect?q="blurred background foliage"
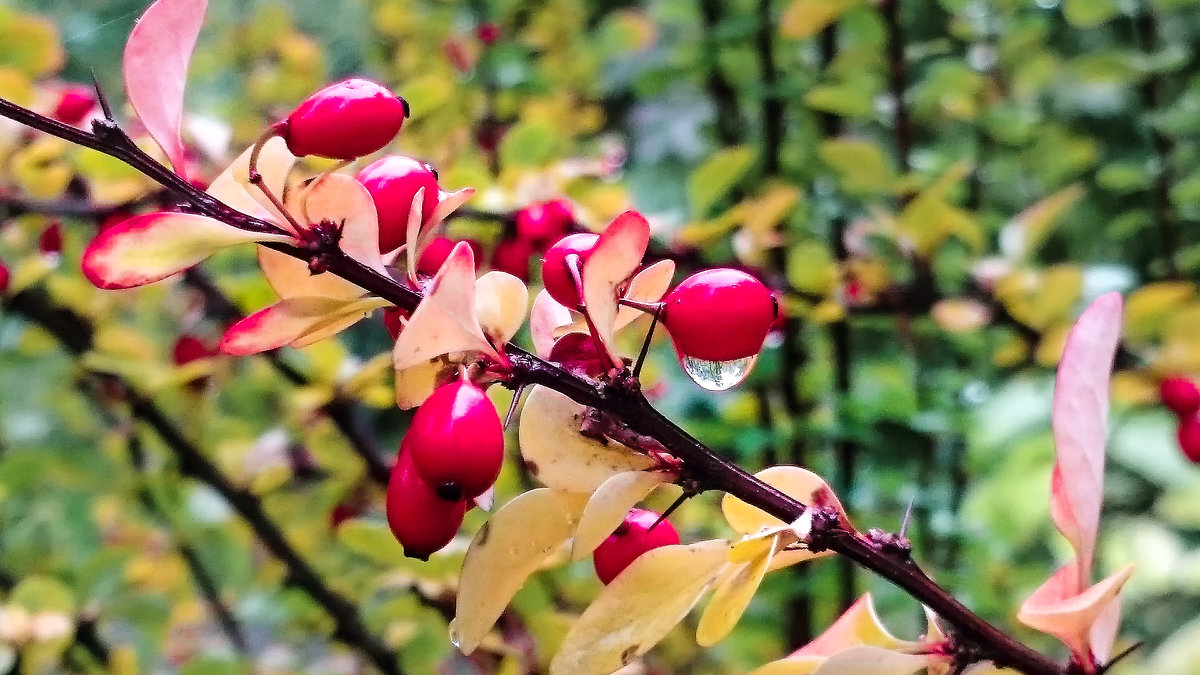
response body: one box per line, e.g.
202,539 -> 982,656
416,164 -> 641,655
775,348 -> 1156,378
1,0 -> 1200,673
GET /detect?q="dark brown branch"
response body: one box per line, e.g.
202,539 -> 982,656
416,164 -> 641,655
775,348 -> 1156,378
882,0 -> 913,175
0,96 -> 1069,675
698,0 -> 743,147
3,288 -> 402,675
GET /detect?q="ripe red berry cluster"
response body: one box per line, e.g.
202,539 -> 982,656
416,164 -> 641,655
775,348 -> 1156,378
356,155 -> 441,255
592,508 -> 680,584
1162,377 -> 1200,463
386,373 -> 504,559
280,78 -> 409,161
491,199 -> 575,283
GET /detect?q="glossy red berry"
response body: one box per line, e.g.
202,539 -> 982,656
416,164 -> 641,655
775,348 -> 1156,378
407,375 -> 504,500
491,238 -> 533,281
39,221 -> 63,256
356,155 -> 441,254
386,443 -> 469,560
593,508 -> 680,585
418,237 -> 482,276
1179,417 -> 1200,463
0,258 -> 9,294
516,200 -> 572,246
541,233 -> 599,309
172,335 -> 212,365
53,85 -> 96,125
476,22 -> 501,45
382,306 -> 410,340
281,78 -> 409,160
1161,377 -> 1200,417
548,333 -> 607,379
661,269 -> 778,362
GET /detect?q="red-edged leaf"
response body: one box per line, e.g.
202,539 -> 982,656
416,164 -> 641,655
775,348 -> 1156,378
123,0 -> 208,177
1018,563 -> 1134,664
392,242 -> 497,372
82,212 -> 290,289
220,296 -> 388,355
792,594 -> 906,658
581,210 -> 650,365
1051,292 -> 1123,590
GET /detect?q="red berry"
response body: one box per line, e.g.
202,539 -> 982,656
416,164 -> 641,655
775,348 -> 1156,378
1179,417 -> 1200,463
418,237 -> 482,277
1161,377 -> 1200,417
386,442 -> 468,560
541,233 -> 599,309
281,78 -> 409,160
548,333 -> 607,379
491,238 -> 533,281
592,508 -> 680,585
53,85 -> 96,125
329,502 -> 359,529
0,258 -> 9,294
406,375 -> 504,500
99,211 -> 133,232
661,269 -> 778,362
172,335 -> 212,365
383,306 -> 410,340
39,221 -> 63,256
516,200 -> 572,246
476,22 -> 501,45
356,155 -> 441,254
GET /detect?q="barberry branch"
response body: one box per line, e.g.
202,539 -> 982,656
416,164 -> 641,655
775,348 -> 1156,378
0,96 -> 1069,675
2,286 -> 403,675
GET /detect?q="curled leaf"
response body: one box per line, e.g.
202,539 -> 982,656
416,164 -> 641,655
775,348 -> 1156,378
392,241 -> 497,372
581,211 -> 650,365
550,540 -> 731,675
518,386 -> 655,493
82,212 -> 290,289
123,0 -> 208,176
793,593 -> 907,657
475,271 -> 528,345
206,137 -> 297,227
722,466 -> 848,535
1018,563 -> 1134,663
220,296 -> 389,355
696,534 -> 777,646
454,489 -> 588,654
571,470 -> 673,560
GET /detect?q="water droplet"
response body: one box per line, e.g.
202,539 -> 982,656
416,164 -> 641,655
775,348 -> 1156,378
680,354 -> 757,391
448,619 -> 461,649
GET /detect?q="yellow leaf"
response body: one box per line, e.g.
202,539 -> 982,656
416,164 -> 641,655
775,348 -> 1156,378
1002,184 -> 1084,260
454,489 -> 588,654
794,593 -> 906,657
220,296 -> 389,355
518,386 -> 656,493
1034,323 -> 1072,367
787,241 -> 838,296
549,540 -> 731,675
572,470 -> 674,560
780,0 -> 862,39
722,466 -> 845,535
696,535 -> 776,646
808,646 -> 945,675
689,146 -> 757,216
475,271 -> 529,345
818,139 -> 896,196
1123,281 -> 1194,345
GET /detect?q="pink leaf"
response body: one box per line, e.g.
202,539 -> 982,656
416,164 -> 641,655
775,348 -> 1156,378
1018,563 -> 1134,666
530,289 -> 573,358
791,594 -> 905,658
82,212 -> 290,289
290,173 -> 384,273
207,137 -> 297,231
392,242 -> 497,372
1051,292 -> 1123,591
123,0 -> 208,177
220,296 -> 388,356
581,210 -> 650,365
258,247 -> 362,300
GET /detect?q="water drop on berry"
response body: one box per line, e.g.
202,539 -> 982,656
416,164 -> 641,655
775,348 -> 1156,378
448,620 -> 462,649
680,354 -> 757,392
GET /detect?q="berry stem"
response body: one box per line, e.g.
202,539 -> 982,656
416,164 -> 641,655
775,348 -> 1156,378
247,124 -> 305,234
564,252 -> 620,373
632,302 -> 661,380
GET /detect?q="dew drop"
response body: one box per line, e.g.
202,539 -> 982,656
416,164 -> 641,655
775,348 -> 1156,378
680,354 -> 757,391
448,619 -> 461,649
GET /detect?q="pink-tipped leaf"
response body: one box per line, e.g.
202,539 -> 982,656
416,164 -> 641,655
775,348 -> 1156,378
123,0 -> 208,177
82,212 -> 290,289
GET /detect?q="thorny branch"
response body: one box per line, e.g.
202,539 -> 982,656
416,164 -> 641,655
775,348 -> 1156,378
0,96 -> 1083,675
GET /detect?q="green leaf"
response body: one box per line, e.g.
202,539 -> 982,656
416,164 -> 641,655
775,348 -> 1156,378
499,120 -> 561,167
817,139 -> 896,197
688,146 -> 757,217
1063,0 -> 1119,27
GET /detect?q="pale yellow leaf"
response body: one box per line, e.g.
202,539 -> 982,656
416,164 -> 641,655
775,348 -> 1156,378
809,646 -> 944,675
549,540 -> 731,675
696,535 -> 776,646
475,271 -> 528,345
518,386 -> 655,493
454,488 -> 588,654
722,466 -> 846,535
572,470 -> 674,560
